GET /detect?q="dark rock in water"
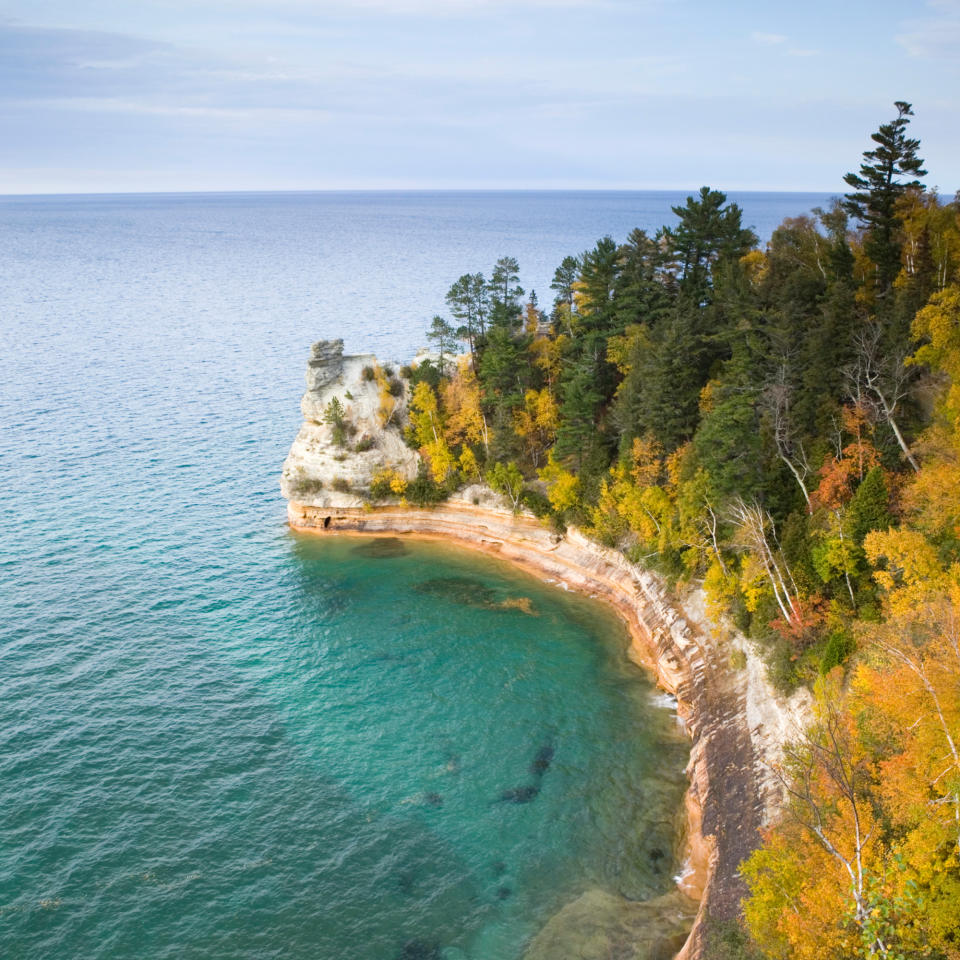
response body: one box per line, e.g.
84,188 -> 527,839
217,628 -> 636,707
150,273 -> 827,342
496,885 -> 512,900
397,870 -> 416,894
395,940 -> 443,960
491,860 -> 507,877
351,537 -> 410,559
497,785 -> 540,804
423,792 -> 443,808
531,744 -> 555,776
414,576 -> 498,609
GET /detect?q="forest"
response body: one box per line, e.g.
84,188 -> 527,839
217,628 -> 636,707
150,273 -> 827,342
366,102 -> 960,958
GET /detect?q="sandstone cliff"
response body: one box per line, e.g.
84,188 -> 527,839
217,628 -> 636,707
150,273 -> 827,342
280,340 -> 420,509
279,342 -> 810,960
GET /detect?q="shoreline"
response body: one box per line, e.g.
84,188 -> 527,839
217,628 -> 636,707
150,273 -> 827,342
286,495 -> 804,959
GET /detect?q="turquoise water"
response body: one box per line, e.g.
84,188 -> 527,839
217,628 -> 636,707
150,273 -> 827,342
1,191 -> 825,958
1,531 -> 688,958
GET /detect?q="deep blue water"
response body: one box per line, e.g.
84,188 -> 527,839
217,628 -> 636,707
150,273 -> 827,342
1,191 -> 828,959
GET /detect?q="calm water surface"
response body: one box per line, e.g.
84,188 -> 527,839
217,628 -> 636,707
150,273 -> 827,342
1,191 -> 827,958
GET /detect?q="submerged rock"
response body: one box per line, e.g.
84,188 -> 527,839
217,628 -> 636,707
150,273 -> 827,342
414,576 -> 498,608
530,744 -> 555,776
523,888 -> 697,960
395,939 -> 443,960
351,537 -> 410,559
414,576 -> 535,614
496,785 -> 540,804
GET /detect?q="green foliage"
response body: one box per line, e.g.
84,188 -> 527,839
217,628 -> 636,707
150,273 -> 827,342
331,476 -> 351,493
361,365 -> 376,382
487,460 -> 525,512
324,396 -> 348,448
847,466 -> 892,544
843,101 -> 926,296
407,358 -> 442,392
406,463 -> 449,506
819,628 -> 855,674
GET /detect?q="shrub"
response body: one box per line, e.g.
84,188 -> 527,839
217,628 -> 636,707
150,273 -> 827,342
354,436 -> 376,453
369,468 -> 408,500
520,488 -> 552,519
406,463 -> 449,506
331,477 -> 351,493
361,365 -> 376,382
383,365 -> 395,378
387,377 -> 404,397
728,647 -> 748,671
290,471 -> 323,496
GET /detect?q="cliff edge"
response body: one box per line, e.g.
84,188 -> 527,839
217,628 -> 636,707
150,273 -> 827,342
279,341 -> 810,960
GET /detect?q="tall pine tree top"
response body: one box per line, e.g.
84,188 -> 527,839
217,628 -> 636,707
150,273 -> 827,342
842,101 -> 926,295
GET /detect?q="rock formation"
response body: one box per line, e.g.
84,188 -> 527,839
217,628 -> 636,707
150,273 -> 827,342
280,340 -> 420,509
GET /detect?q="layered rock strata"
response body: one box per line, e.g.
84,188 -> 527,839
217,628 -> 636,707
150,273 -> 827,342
280,343 -> 810,960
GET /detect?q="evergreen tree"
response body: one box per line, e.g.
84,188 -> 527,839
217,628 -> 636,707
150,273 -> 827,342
843,101 -> 926,297
664,187 -> 757,305
550,255 -> 580,313
426,315 -> 457,371
614,228 -> 672,332
445,273 -> 488,350
488,256 -> 524,330
847,465 -> 892,545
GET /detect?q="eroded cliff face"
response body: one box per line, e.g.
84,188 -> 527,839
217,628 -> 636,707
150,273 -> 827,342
279,340 -> 420,508
278,345 -> 811,960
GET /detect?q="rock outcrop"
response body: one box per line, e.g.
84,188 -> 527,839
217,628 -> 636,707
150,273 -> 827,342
280,340 -> 420,509
279,344 -> 811,960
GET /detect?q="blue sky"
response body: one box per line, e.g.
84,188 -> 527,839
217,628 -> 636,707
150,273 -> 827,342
1,0 -> 958,193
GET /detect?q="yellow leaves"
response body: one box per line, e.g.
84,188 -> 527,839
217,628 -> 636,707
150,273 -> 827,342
370,467 -> 408,499
512,389 -> 558,442
911,285 -> 960,436
739,554 -> 768,613
912,285 -> 960,377
458,446 -> 480,481
740,248 -> 768,286
629,433 -> 662,487
902,453 -> 960,537
537,452 -> 580,513
408,381 -> 454,484
703,558 -> 738,619
442,363 -> 488,451
697,378 -> 718,415
864,526 -> 945,613
606,324 -> 649,376
529,333 -> 564,383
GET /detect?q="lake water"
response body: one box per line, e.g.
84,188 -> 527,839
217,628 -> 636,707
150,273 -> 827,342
1,190 -> 828,958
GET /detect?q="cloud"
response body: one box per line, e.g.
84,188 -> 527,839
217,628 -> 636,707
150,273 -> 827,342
750,31 -> 787,45
897,0 -> 960,58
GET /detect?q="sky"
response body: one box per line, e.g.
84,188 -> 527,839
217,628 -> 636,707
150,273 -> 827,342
1,0 -> 958,194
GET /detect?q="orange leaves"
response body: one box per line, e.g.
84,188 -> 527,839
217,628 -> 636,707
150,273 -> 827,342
812,405 -> 882,510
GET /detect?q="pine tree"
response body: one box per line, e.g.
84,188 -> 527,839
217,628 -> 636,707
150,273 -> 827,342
843,101 -> 926,298
488,256 -> 524,330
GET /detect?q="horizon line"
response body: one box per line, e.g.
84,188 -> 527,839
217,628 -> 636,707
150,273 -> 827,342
0,186 -> 842,200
